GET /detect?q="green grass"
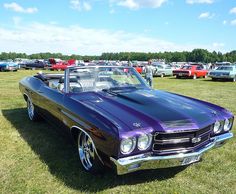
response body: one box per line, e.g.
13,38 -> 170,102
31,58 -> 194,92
0,70 -> 235,194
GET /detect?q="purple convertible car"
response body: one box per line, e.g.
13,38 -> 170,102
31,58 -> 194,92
19,66 -> 234,175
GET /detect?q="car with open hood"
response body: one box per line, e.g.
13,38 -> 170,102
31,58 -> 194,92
19,66 -> 234,175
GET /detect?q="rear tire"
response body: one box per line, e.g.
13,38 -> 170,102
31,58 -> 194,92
77,131 -> 104,174
176,75 -> 180,79
193,74 -> 197,79
232,76 -> 236,82
26,97 -> 41,121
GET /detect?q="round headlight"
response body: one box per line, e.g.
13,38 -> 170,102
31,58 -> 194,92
137,134 -> 152,151
213,121 -> 221,134
120,137 -> 136,154
224,118 -> 232,131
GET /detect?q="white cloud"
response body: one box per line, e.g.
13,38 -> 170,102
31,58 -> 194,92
110,0 -> 168,10
230,19 -> 236,26
229,7 -> 236,14
12,16 -> 22,26
0,22 -> 220,55
3,2 -> 38,14
198,12 -> 215,19
213,42 -> 224,48
83,2 -> 91,11
186,0 -> 214,4
70,0 -> 92,11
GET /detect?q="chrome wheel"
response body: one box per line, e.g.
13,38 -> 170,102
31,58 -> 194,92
27,98 -> 34,120
78,132 -> 95,170
193,74 -> 197,79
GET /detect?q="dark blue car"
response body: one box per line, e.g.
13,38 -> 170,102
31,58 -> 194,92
21,60 -> 47,69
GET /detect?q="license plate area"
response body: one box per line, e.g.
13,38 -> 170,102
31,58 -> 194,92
182,155 -> 201,165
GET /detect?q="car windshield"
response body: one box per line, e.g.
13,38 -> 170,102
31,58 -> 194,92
67,66 -> 149,93
216,66 -> 233,71
181,66 -> 192,70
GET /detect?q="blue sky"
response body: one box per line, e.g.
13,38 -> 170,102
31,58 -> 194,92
0,0 -> 235,55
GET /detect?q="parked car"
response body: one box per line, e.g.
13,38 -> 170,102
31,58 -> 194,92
173,65 -> 208,79
19,66 -> 234,175
0,61 -> 19,71
152,64 -> 173,77
21,60 -> 47,69
51,62 -> 75,71
208,65 -> 236,82
132,65 -> 143,74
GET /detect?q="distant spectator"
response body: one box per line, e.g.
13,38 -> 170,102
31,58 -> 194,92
144,60 -> 153,88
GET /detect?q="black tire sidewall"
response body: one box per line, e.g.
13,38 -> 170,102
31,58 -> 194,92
77,131 -> 104,174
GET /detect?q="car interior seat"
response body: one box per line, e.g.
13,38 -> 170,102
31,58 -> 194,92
57,76 -> 83,93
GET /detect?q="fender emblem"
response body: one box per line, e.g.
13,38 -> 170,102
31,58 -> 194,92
192,137 -> 201,143
133,123 -> 141,128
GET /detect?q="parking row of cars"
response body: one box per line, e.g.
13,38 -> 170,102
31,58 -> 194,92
143,63 -> 236,82
1,59 -> 236,82
0,58 -> 78,71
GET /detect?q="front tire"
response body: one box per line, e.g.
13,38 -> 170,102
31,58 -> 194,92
77,131 -> 104,174
27,97 -> 41,121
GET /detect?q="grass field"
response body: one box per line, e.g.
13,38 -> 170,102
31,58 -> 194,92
0,70 -> 235,194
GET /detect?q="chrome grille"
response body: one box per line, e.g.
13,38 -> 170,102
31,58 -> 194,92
153,125 -> 213,155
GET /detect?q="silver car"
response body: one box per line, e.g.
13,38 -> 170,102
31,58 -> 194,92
208,65 -> 236,82
152,64 -> 173,77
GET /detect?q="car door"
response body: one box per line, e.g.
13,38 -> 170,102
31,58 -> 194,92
195,66 -> 203,77
165,66 -> 172,75
37,84 -> 65,126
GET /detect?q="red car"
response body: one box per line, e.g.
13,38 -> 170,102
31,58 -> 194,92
133,65 -> 143,74
51,59 -> 76,71
173,65 -> 208,79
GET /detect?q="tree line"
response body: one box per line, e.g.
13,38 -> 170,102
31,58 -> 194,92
1,49 -> 236,63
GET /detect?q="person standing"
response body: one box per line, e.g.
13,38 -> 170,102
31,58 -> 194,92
145,60 -> 153,88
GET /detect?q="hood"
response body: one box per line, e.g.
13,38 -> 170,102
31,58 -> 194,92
71,89 -> 231,134
210,70 -> 231,73
0,62 -> 18,67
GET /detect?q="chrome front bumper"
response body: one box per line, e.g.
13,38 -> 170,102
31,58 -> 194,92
209,75 -> 234,79
110,132 -> 233,175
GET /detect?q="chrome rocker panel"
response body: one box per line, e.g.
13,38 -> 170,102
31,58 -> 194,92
110,132 -> 233,175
